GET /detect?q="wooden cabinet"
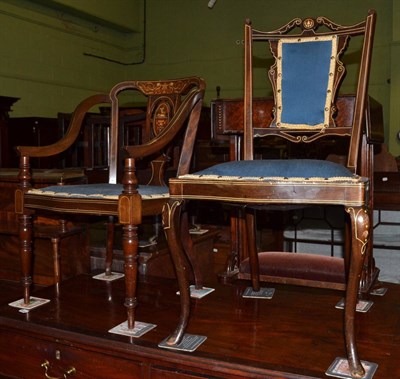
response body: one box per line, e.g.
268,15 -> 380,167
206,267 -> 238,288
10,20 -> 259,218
150,367 -> 214,378
0,96 -> 19,168
0,326 -> 242,379
0,169 -> 89,285
0,273 -> 304,379
0,329 -> 145,378
1,274 -> 400,378
7,117 -> 61,168
0,316 -> 239,379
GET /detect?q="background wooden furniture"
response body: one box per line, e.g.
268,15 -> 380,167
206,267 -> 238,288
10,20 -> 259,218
0,169 -> 89,285
7,117 -> 61,168
0,96 -> 19,168
57,108 -> 147,182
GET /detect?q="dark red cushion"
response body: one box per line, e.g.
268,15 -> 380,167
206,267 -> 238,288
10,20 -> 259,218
240,252 -> 345,283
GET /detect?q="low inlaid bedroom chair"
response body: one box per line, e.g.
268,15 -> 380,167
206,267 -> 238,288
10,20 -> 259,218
163,11 -> 376,378
14,77 -> 205,334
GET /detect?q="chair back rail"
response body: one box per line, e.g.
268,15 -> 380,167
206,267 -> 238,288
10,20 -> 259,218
16,78 -> 206,188
109,78 -> 205,183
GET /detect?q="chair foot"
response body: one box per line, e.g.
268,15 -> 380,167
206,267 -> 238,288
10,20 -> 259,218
163,325 -> 186,346
20,277 -> 33,307
105,267 -> 112,276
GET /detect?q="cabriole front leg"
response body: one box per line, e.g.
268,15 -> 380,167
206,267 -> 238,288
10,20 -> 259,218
162,198 -> 191,346
344,206 -> 370,378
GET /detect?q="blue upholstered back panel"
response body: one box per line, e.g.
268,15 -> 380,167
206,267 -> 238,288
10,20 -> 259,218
277,37 -> 336,128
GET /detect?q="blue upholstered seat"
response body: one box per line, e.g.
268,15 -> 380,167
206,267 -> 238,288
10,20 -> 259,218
180,159 -> 358,182
28,183 -> 169,200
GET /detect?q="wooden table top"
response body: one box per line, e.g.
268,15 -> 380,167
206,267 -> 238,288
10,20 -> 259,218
0,273 -> 399,378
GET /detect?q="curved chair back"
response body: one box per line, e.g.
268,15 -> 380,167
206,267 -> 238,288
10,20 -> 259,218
244,11 -> 376,174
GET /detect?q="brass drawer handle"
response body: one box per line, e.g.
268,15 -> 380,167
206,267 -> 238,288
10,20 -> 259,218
41,360 -> 76,379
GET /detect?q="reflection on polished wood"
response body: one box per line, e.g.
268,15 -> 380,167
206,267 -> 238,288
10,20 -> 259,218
0,275 -> 399,378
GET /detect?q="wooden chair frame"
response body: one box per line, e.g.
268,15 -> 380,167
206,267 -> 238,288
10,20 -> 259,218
15,77 -> 205,331
163,11 -> 376,378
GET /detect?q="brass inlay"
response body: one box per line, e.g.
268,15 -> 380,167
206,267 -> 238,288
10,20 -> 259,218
303,18 -> 314,29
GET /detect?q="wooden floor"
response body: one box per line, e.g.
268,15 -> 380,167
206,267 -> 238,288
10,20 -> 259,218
0,273 -> 399,378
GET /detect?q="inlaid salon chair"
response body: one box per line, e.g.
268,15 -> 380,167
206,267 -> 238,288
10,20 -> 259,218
14,77 -> 205,333
163,11 -> 376,378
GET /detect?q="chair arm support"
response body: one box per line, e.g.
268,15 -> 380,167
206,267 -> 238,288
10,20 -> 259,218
16,94 -> 110,158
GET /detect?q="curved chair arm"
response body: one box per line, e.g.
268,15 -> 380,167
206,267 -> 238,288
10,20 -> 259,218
16,93 -> 110,159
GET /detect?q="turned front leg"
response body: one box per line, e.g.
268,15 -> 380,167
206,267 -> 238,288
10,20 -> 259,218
122,223 -> 139,329
18,213 -> 33,305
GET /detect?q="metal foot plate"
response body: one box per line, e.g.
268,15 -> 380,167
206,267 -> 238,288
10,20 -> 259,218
9,297 -> 50,312
109,320 -> 156,338
93,272 -> 124,281
158,334 -> 207,352
176,285 -> 215,299
326,357 -> 378,378
370,287 -> 388,296
242,287 -> 275,299
335,298 -> 373,313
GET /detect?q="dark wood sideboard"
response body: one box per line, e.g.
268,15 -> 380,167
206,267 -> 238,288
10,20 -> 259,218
0,96 -> 20,168
0,169 -> 90,285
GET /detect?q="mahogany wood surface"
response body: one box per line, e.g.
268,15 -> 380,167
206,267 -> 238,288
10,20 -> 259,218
0,275 -> 398,378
